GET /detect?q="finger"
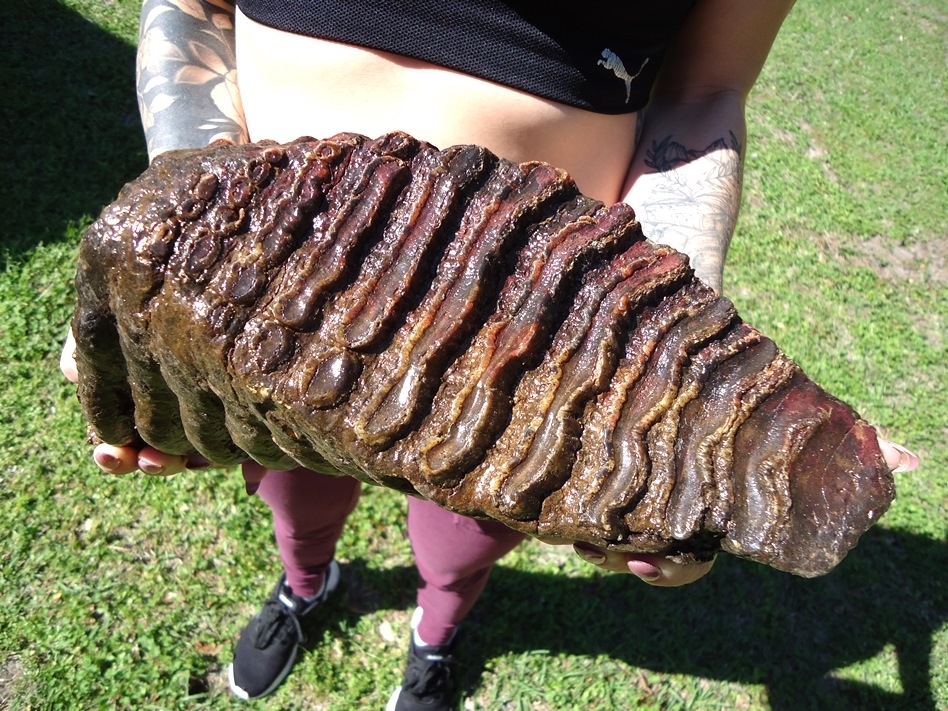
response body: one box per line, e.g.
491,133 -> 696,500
626,554 -> 715,587
242,460 -> 269,495
93,443 -> 146,475
573,543 -> 625,572
573,543 -> 656,575
137,446 -> 190,476
60,329 -> 79,383
878,439 -> 919,473
92,443 -> 189,476
573,544 -> 715,586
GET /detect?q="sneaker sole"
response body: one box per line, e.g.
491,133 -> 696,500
385,686 -> 401,711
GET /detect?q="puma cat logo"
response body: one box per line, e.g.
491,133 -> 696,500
597,49 -> 649,103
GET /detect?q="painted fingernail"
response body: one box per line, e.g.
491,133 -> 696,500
628,560 -> 662,582
95,453 -> 120,472
140,460 -> 165,475
573,543 -> 606,565
245,481 -> 260,496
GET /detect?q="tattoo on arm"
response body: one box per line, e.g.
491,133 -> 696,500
644,131 -> 742,173
137,0 -> 248,159
635,131 -> 744,291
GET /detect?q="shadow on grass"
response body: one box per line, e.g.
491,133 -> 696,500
0,0 -> 145,264
346,526 -> 946,711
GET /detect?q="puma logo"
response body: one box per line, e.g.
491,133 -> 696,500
597,49 -> 649,103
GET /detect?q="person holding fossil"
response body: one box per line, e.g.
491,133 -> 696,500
60,1 -> 919,709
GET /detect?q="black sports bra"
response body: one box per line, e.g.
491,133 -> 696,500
236,0 -> 697,114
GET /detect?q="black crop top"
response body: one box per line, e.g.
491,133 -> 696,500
236,0 -> 697,114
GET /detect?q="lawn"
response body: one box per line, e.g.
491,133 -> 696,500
1,1 -> 945,709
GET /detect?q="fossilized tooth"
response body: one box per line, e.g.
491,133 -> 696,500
71,132 -> 896,577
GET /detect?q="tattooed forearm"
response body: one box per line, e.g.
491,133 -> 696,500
629,131 -> 744,292
137,0 -> 248,160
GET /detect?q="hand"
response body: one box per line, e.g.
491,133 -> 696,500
60,328 -> 206,476
573,544 -> 716,587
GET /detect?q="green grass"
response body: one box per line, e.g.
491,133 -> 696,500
1,1 -> 946,709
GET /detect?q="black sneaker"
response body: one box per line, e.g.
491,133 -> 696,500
227,561 -> 340,700
386,607 -> 457,711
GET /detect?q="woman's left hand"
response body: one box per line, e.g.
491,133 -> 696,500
573,544 -> 716,586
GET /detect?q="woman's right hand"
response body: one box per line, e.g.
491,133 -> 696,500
60,328 -> 203,475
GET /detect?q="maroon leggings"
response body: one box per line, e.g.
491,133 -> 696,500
247,464 -> 526,646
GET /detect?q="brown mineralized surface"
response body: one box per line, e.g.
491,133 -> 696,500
72,132 -> 895,576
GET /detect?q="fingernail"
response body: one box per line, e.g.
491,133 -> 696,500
186,456 -> 211,470
96,453 -> 120,472
140,460 -> 165,475
245,481 -> 260,496
628,559 -> 662,582
573,543 -> 606,565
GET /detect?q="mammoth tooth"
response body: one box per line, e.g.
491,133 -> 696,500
72,132 -> 896,577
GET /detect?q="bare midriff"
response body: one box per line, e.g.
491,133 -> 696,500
235,9 -> 640,204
